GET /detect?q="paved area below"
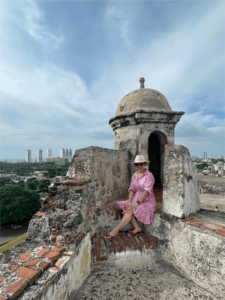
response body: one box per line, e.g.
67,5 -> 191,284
75,263 -> 218,300
0,223 -> 28,244
200,194 -> 225,213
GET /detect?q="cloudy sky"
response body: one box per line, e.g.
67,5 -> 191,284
0,0 -> 224,160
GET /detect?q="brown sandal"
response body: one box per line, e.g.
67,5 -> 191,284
100,234 -> 118,240
127,230 -> 143,237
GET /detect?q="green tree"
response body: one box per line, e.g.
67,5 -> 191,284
18,180 -> 25,188
39,179 -> 50,189
0,178 -> 4,187
0,186 -> 41,224
27,180 -> 39,190
47,169 -> 56,178
197,163 -> 208,170
61,170 -> 67,176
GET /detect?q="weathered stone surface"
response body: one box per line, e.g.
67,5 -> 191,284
115,85 -> 173,116
27,215 -> 51,243
163,145 -> 200,218
76,264 -> 218,300
41,195 -> 57,210
67,147 -> 130,207
160,220 -> 225,299
111,121 -> 177,179
63,212 -> 82,228
16,285 -> 41,300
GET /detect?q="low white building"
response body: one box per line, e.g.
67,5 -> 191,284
45,157 -> 67,166
214,162 -> 225,171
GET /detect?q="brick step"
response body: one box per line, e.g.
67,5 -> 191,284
95,200 -> 162,240
92,233 -> 158,270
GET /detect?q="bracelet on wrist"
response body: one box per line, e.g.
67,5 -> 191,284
137,200 -> 141,205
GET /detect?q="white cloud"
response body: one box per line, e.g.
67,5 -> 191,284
6,0 -> 64,49
105,2 -> 139,47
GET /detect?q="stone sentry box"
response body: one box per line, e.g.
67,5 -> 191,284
109,78 -> 200,218
109,77 -> 184,186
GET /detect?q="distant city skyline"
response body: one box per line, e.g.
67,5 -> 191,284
9,148 -> 74,162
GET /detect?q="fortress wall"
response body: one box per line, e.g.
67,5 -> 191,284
66,146 -> 130,206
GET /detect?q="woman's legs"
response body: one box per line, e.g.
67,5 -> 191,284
130,215 -> 142,233
108,208 -> 134,236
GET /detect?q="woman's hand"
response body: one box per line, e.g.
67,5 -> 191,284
130,202 -> 139,209
124,199 -> 131,209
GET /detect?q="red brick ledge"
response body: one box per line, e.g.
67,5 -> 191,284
0,245 -> 75,299
91,233 -> 158,269
180,219 -> 225,237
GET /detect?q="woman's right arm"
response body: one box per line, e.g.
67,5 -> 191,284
126,174 -> 136,205
128,190 -> 135,201
124,190 -> 135,209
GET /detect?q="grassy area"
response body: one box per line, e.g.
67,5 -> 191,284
0,233 -> 27,253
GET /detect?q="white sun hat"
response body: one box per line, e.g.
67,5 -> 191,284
131,155 -> 150,165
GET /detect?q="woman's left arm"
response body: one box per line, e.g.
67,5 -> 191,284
137,190 -> 149,203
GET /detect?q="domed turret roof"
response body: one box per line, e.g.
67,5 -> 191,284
115,78 -> 172,117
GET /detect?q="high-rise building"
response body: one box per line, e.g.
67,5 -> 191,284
203,152 -> 207,159
38,149 -> 42,162
47,149 -> 52,158
26,150 -> 31,163
60,148 -> 65,158
65,148 -> 69,159
68,149 -> 72,162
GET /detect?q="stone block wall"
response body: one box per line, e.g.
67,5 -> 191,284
66,146 -> 130,206
163,145 -> 200,218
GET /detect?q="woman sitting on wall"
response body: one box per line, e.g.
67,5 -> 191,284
101,155 -> 156,240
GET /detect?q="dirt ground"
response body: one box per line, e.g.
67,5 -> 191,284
200,194 -> 225,213
197,174 -> 225,188
197,174 -> 225,213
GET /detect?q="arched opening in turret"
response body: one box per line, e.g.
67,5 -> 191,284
148,131 -> 167,186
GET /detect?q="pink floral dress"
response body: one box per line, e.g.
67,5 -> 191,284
116,169 -> 156,224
